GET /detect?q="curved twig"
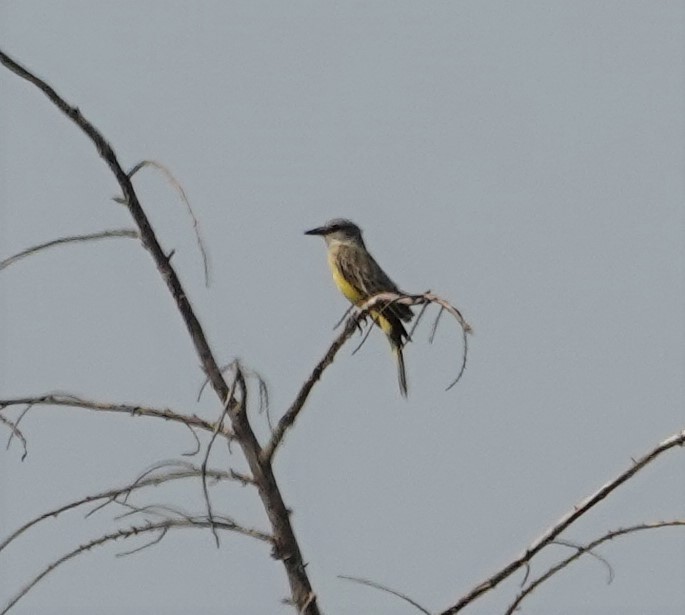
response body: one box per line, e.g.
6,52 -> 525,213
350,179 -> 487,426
505,520 -> 685,615
202,364 -> 240,547
551,538 -> 614,584
127,160 -> 210,287
0,229 -> 139,271
339,575 -> 432,615
0,518 -> 273,615
0,414 -> 27,460
355,292 -> 471,389
0,465 -> 238,554
439,429 -> 685,614
180,422 -> 202,456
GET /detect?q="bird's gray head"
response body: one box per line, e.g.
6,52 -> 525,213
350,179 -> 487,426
304,218 -> 365,247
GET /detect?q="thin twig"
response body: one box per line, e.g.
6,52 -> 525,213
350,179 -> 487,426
552,538 -> 614,584
505,520 -> 685,615
0,229 -> 139,271
439,429 -> 685,614
408,298 -> 431,339
429,306 -> 445,344
6,402 -> 33,452
0,465 -> 238,554
201,365 -> 240,547
0,414 -> 27,460
333,304 -> 355,330
180,422 -> 202,456
116,527 -> 168,557
0,518 -> 273,615
127,160 -> 210,287
0,394 -> 232,439
338,575 -> 432,615
351,319 -> 374,355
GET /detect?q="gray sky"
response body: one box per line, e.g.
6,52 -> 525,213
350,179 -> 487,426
1,2 -> 683,614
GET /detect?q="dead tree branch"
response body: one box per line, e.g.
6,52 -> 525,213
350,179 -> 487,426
0,518 -> 273,615
439,428 -> 685,614
0,464 -> 244,554
505,520 -> 685,615
0,394 -> 231,440
0,48 -> 320,615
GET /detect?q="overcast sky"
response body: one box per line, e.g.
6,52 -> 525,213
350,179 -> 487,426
1,2 -> 683,615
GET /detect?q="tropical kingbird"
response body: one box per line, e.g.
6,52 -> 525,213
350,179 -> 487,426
305,218 -> 413,396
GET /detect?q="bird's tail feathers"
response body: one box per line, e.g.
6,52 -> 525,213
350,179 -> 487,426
394,345 -> 408,398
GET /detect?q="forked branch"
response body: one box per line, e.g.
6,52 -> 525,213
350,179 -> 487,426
505,519 -> 685,614
263,291 -> 471,463
439,428 -> 685,614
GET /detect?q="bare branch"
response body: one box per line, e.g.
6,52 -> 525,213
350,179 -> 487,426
339,575 -> 432,615
505,520 -> 685,615
1,48 -> 319,614
127,160 -> 210,287
263,291 -> 472,463
439,428 -> 685,614
0,518 -> 273,615
0,229 -> 138,271
0,393 -> 232,439
0,464 -> 240,554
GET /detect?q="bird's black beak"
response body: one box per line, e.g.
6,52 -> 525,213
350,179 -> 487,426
304,226 -> 327,236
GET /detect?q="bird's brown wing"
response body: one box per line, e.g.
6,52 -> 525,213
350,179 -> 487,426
336,244 -> 413,323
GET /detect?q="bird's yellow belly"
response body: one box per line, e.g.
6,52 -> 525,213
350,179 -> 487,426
327,252 -> 393,336
328,252 -> 364,304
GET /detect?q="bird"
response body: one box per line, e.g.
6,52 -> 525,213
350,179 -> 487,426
305,218 -> 413,396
